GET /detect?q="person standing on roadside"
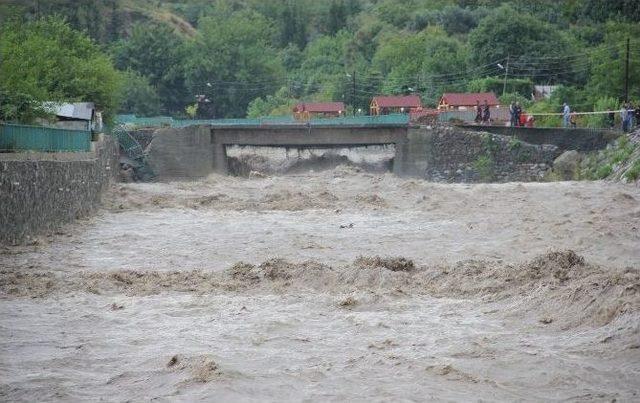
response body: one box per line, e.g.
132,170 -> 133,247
514,102 -> 522,127
621,103 -> 629,132
628,103 -> 636,129
475,100 -> 482,124
562,103 -> 571,128
509,101 -> 516,127
482,100 -> 491,125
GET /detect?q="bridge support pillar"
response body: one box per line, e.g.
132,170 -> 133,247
212,143 -> 228,174
392,139 -> 409,177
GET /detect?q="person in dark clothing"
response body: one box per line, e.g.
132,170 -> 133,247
509,101 -> 516,127
635,104 -> 640,128
482,100 -> 490,124
474,100 -> 482,124
514,102 -> 522,127
608,111 -> 616,128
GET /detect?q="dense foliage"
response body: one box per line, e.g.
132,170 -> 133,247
1,0 -> 638,120
0,16 -> 122,121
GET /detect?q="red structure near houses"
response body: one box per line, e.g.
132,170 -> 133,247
293,102 -> 345,120
370,95 -> 422,115
438,92 -> 500,110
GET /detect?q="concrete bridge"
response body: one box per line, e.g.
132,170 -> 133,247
210,124 -> 408,175
145,123 -> 617,180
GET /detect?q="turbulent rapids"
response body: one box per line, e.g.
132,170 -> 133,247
1,162 -> 639,401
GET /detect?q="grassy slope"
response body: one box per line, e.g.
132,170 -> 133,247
120,0 -> 197,37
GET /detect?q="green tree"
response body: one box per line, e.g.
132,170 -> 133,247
585,23 -> 640,103
113,23 -> 190,114
184,11 -> 284,118
247,87 -> 297,117
467,77 -> 533,98
468,4 -> 577,84
580,0 -> 640,23
0,90 -> 50,123
437,5 -> 478,35
327,0 -> 348,35
0,16 -> 122,120
118,70 -> 161,117
373,27 -> 468,104
280,3 -> 307,48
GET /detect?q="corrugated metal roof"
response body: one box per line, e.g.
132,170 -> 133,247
372,95 -> 422,108
293,102 -> 345,113
43,102 -> 95,121
440,92 -> 499,107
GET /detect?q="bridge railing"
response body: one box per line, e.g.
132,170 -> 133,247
0,123 -> 92,152
115,114 -> 410,129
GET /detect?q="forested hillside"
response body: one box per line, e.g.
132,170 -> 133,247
0,0 -> 638,120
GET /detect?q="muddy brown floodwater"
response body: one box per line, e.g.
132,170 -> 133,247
1,165 -> 639,402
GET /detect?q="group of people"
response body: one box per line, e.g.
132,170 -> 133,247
474,100 -> 491,125
471,99 -> 638,131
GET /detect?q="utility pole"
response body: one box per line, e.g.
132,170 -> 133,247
624,37 -> 630,103
352,70 -> 356,116
502,55 -> 510,97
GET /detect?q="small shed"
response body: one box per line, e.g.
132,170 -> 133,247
370,95 -> 422,116
293,102 -> 345,120
438,92 -> 500,110
42,102 -> 98,131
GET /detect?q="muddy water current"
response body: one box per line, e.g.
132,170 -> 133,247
1,166 -> 639,401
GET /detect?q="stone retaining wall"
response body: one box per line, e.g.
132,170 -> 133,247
0,135 -> 118,244
399,126 -> 561,182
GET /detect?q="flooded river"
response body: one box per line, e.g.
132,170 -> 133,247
1,165 -> 639,401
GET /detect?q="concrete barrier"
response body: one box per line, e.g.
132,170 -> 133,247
146,125 -> 213,180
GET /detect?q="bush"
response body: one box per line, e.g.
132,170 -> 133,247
585,96 -> 618,128
595,164 -> 613,179
527,100 -> 561,127
508,137 -> 522,151
474,154 -> 495,182
624,160 -> 640,181
468,77 -> 533,99
0,90 -> 51,123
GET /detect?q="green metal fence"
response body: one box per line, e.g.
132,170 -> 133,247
116,113 -> 410,128
0,123 -> 92,152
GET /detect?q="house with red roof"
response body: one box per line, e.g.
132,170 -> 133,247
370,95 -> 422,116
438,92 -> 500,110
293,102 -> 345,120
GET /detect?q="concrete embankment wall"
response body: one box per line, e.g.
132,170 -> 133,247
0,135 -> 118,244
146,126 -> 213,180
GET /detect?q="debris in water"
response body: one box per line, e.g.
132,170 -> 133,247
354,256 -> 415,272
338,296 -> 358,308
167,355 -> 179,367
